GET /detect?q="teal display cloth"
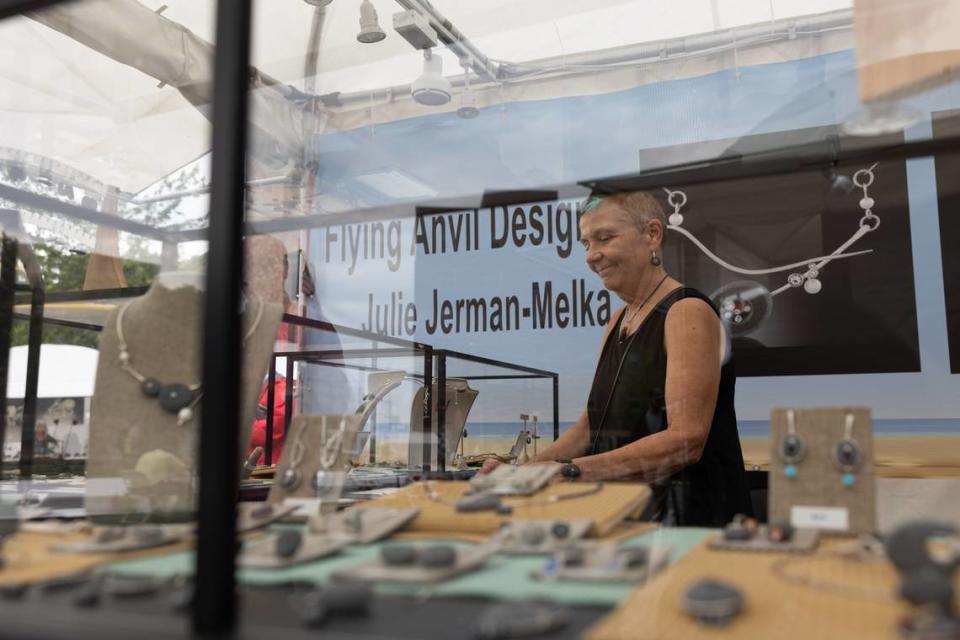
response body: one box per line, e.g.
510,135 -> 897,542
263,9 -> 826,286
103,527 -> 715,606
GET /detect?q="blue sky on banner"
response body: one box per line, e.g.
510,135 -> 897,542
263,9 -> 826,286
303,49 -> 960,428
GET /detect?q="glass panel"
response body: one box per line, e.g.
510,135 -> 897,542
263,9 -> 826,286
240,0 -> 960,632
0,1 -> 215,627
2,0 -> 959,635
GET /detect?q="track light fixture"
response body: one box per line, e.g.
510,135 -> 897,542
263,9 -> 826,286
357,0 -> 386,44
411,49 -> 452,106
456,59 -> 479,119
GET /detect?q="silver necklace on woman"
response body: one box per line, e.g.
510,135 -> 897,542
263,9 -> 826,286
618,274 -> 669,343
115,292 -> 265,426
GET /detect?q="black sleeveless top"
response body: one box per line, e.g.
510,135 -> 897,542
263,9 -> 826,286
587,287 -> 752,526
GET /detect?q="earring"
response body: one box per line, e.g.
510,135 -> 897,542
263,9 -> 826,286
279,433 -> 306,491
778,409 -> 806,479
833,412 -> 862,488
650,251 -> 662,266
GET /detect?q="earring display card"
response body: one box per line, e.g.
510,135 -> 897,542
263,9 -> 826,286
238,531 -> 348,569
491,519 -> 593,554
708,527 -> 820,553
268,414 -> 363,505
468,464 -> 560,496
237,502 -> 298,533
532,542 -> 673,583
307,506 -> 420,544
51,524 -> 191,554
769,407 -> 876,535
332,542 -> 498,584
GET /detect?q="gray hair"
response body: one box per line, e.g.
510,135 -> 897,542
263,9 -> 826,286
584,191 -> 668,241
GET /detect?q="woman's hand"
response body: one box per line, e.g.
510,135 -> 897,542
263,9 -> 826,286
478,458 -> 502,475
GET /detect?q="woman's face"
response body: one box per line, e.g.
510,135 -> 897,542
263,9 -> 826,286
579,201 -> 659,299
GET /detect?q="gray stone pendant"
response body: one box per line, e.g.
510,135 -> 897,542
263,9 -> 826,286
140,380 -> 196,425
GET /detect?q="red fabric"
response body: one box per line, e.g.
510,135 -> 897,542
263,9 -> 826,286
247,376 -> 287,465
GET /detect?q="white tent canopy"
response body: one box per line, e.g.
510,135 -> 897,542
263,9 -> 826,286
0,0 -> 852,200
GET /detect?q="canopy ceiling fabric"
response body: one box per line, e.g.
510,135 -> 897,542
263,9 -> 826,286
0,0 -> 851,199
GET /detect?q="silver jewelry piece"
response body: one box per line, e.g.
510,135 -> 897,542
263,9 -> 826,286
834,412 -> 863,488
116,292 -> 265,425
778,409 -> 806,480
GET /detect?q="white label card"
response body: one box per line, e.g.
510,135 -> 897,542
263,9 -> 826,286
791,505 -> 849,530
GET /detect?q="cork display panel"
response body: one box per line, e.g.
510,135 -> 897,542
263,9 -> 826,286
769,407 -> 876,534
367,481 -> 651,536
586,537 -> 955,640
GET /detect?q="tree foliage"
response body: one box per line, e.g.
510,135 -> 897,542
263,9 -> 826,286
11,244 -> 159,349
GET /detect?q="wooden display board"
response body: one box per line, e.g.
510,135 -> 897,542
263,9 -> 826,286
587,538 -> 958,640
368,480 -> 650,537
769,407 -> 876,534
0,530 -> 188,587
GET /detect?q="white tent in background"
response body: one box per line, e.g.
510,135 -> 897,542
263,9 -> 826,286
6,344 -> 98,398
5,344 -> 97,459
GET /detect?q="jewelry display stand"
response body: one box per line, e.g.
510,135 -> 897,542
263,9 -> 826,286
769,407 -> 876,535
267,414 -> 363,506
349,370 -> 405,462
85,275 -> 283,520
406,379 -> 478,469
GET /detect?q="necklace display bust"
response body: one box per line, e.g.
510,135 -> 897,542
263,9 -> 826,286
86,274 -> 283,520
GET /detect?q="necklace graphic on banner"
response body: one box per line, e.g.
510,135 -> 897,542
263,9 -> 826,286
619,274 -> 669,343
116,292 -> 265,426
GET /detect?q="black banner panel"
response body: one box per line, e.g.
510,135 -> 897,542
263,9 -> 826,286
638,126 -> 920,376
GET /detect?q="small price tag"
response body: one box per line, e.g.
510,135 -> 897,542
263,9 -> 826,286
791,505 -> 849,531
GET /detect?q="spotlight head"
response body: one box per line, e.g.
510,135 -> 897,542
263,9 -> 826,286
823,167 -> 854,196
303,0 -> 332,6
357,0 -> 386,44
412,52 -> 451,106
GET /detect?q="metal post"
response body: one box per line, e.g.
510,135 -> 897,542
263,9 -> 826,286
264,354 -> 276,465
369,342 -> 378,464
0,235 -> 17,479
193,0 -> 251,632
436,352 -> 446,472
421,347 -> 432,472
18,286 -> 43,479
284,356 -> 295,434
553,375 -> 559,440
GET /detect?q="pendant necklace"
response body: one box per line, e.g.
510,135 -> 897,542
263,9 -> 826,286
115,292 -> 265,426
618,274 -> 669,343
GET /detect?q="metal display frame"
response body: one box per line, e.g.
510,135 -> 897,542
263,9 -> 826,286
264,314 -> 560,472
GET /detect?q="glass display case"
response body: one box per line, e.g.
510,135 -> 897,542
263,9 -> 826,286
3,0 -> 960,637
